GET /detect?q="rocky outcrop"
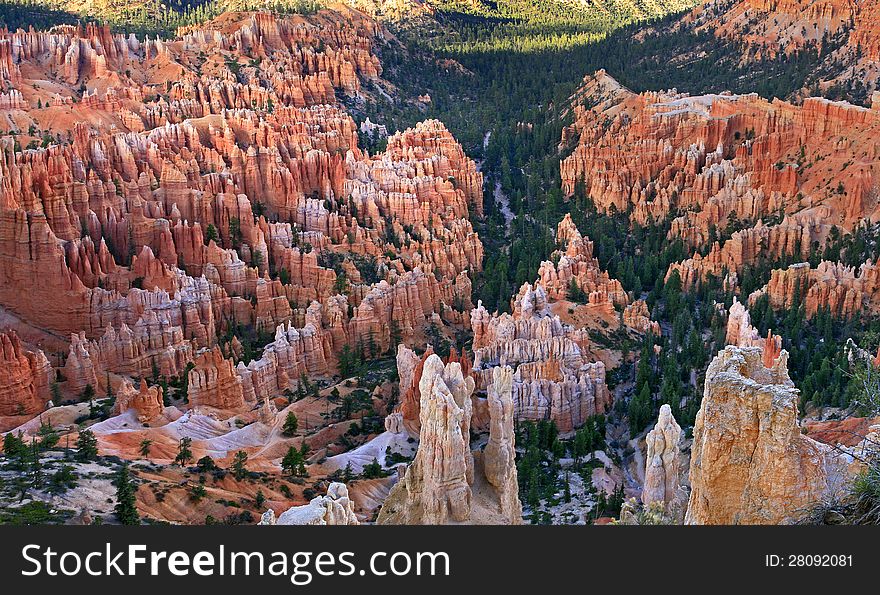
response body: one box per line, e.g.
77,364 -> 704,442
236,314 -> 333,402
623,300 -> 661,335
642,404 -> 686,517
749,260 -> 880,319
686,346 -> 854,524
726,298 -> 783,368
377,354 -> 521,524
264,482 -> 359,525
0,331 -> 53,416
471,283 -> 609,436
561,71 -> 880,294
0,8 -> 484,429
380,354 -> 474,524
188,347 -> 246,411
482,365 -> 523,521
687,0 -> 880,99
113,378 -> 165,423
535,214 -> 628,315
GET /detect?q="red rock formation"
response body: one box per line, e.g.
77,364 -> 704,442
377,354 -> 521,524
535,214 -> 627,310
0,330 -> 53,415
623,300 -> 661,335
113,379 -> 165,423
561,71 -> 880,293
749,260 -> 880,319
188,347 -> 246,410
685,0 -> 880,96
0,8 -> 482,424
725,298 -> 783,368
236,311 -> 333,402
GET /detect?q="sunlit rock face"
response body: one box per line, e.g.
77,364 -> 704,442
560,69 -> 880,298
686,345 -> 854,525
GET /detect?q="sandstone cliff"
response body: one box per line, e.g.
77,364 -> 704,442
748,260 -> 880,319
686,345 -> 853,524
560,70 -> 880,294
0,8 -> 483,430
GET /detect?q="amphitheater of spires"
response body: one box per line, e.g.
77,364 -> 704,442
0,7 -> 484,421
0,3 -> 878,526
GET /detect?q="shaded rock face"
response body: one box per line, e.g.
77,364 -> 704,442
642,404 -> 686,517
0,330 -> 52,416
471,283 -> 609,436
264,482 -> 359,525
686,346 -> 854,525
377,355 -> 521,524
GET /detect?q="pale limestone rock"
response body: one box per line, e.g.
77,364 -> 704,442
483,365 -> 523,521
384,411 -> 405,434
258,509 -> 276,525
642,404 -> 686,518
377,354 -> 521,524
470,283 -> 609,436
272,483 -> 359,525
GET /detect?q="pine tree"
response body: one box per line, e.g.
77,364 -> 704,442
75,429 -> 98,461
174,437 -> 193,466
114,464 -> 140,525
232,450 -> 248,480
281,412 -> 299,437
281,445 -> 305,477
3,432 -> 26,458
139,439 -> 152,459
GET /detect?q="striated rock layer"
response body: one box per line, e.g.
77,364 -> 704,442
471,283 -> 609,436
0,8 -> 483,422
748,260 -> 880,319
560,70 -> 880,294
